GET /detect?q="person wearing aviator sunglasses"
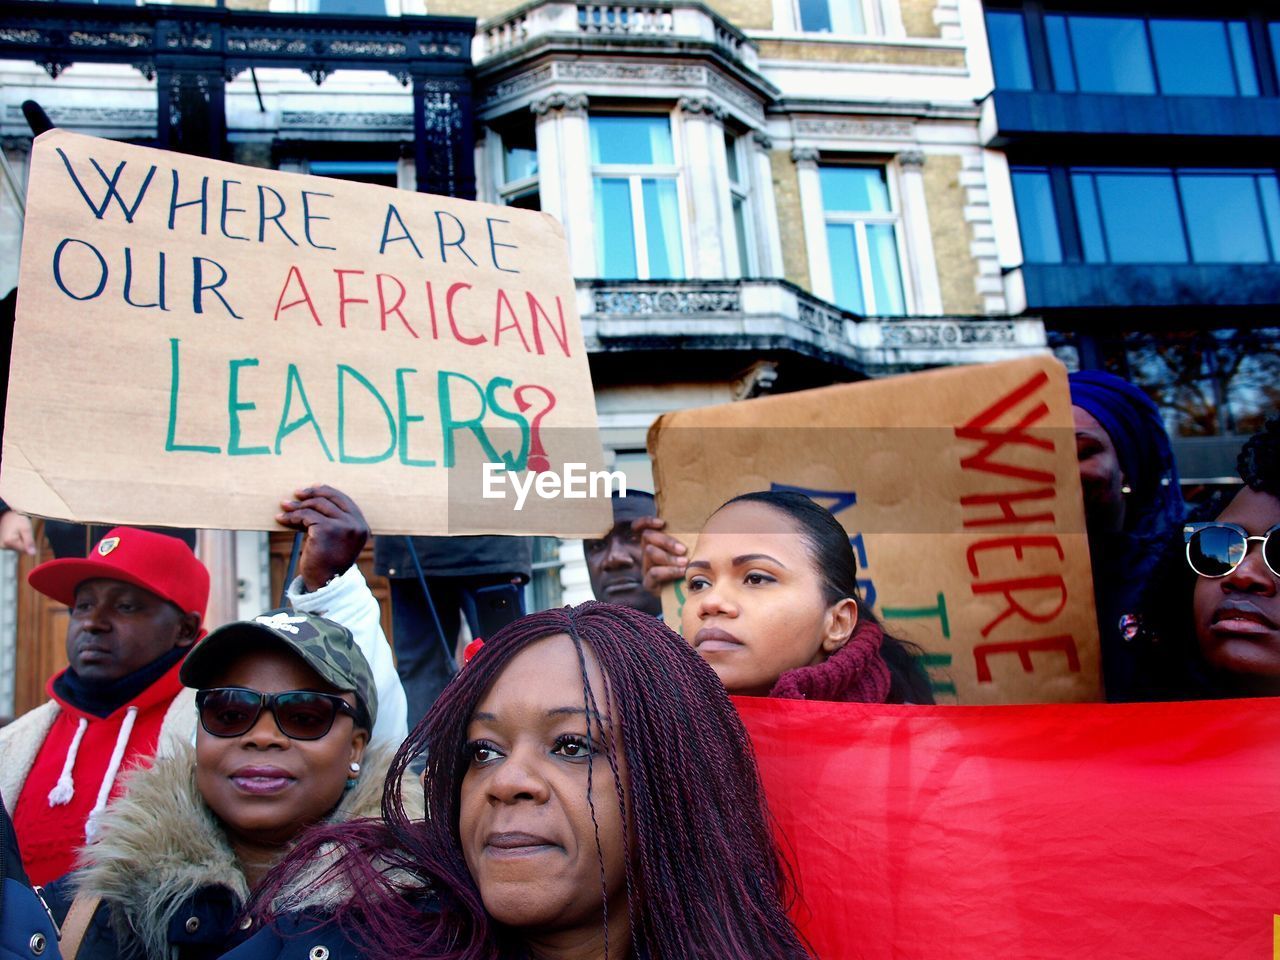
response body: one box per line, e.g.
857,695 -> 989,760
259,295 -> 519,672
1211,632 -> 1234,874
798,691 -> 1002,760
40,609 -> 421,960
1186,417 -> 1280,697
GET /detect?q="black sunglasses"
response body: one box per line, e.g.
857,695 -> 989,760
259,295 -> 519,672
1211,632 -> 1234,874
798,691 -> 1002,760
195,687 -> 358,741
1183,522 -> 1280,579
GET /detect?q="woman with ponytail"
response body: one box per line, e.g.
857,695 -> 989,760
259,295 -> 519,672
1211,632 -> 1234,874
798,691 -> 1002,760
645,490 -> 934,703
244,603 -> 811,960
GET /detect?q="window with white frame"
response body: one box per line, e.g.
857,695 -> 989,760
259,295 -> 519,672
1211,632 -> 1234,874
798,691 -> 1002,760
590,114 -> 685,280
498,116 -> 540,211
795,0 -> 885,35
820,165 -> 907,316
724,130 -> 753,277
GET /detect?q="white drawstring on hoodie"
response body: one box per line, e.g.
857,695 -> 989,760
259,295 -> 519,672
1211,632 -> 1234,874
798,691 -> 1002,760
46,718 -> 88,806
46,706 -> 140,843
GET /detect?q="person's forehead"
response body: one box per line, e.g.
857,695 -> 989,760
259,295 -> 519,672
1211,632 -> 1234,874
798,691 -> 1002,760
472,633 -> 608,718
693,502 -> 813,563
73,577 -> 164,603
210,640 -> 336,692
1071,405 -> 1112,443
1217,487 -> 1280,533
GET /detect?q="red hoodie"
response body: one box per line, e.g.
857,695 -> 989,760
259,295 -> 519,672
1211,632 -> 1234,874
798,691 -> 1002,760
12,658 -> 186,886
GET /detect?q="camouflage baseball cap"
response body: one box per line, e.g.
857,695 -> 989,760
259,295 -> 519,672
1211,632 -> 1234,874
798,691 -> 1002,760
180,608 -> 377,730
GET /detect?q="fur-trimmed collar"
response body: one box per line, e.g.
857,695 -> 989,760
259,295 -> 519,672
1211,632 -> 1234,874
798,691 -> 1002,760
73,741 -> 414,960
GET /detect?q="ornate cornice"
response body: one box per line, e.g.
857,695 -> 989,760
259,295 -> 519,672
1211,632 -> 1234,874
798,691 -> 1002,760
677,96 -> 726,120
879,321 -> 1019,347
531,92 -> 588,116
793,118 -> 915,140
0,0 -> 473,87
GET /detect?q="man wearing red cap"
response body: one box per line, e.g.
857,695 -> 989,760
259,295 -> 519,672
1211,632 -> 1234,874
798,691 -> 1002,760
0,528 -> 208,885
0,486 -> 408,886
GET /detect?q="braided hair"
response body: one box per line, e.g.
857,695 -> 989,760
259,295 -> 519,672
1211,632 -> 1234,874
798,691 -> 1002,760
251,602 -> 811,960
1238,415 -> 1280,498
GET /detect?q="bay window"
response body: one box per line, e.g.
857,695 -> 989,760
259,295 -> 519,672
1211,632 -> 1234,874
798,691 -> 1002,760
725,131 -> 753,277
498,117 -> 540,211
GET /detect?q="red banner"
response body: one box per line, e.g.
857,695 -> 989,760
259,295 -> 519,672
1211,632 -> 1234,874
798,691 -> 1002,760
736,696 -> 1280,959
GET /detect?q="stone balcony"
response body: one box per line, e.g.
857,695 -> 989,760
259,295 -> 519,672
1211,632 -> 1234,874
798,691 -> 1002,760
577,279 -> 1047,372
475,0 -> 757,69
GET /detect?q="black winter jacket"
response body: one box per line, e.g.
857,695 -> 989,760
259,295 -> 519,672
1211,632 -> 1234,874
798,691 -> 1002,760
1,795 -> 59,960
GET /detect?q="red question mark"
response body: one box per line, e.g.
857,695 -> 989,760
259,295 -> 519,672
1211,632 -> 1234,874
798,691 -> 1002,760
515,384 -> 557,473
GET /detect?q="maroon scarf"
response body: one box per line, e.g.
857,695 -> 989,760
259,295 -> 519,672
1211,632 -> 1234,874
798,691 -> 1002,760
769,618 -> 891,703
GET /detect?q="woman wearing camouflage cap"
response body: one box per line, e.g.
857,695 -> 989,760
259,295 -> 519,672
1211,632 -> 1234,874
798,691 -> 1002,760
41,608 -> 419,960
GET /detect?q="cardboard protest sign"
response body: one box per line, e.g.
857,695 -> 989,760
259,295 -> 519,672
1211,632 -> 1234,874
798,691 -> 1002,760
738,696 -> 1280,960
1,130 -> 611,536
647,356 -> 1100,703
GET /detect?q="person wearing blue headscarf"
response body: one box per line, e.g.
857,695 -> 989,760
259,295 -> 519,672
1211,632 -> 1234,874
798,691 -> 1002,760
1069,370 -> 1186,700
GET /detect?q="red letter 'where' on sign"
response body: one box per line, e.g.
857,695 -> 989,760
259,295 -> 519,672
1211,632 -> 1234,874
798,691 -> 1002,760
955,370 -> 1057,484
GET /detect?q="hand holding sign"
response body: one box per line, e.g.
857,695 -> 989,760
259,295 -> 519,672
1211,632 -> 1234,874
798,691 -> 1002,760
636,516 -> 688,594
277,485 -> 369,592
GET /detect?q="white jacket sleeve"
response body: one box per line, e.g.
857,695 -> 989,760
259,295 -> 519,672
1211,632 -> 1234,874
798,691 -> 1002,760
287,565 -> 409,749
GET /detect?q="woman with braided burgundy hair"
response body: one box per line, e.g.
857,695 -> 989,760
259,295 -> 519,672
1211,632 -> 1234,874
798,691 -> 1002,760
240,603 -> 811,960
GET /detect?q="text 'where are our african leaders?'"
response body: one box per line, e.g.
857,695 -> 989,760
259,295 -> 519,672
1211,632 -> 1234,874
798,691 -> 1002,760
0,130 -> 611,536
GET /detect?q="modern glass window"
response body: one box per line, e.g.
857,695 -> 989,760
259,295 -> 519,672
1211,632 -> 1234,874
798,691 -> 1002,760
1013,166 -> 1280,265
1125,329 -> 1280,438
1050,15 -> 1155,94
1050,327 -> 1280,438
590,115 -> 684,280
994,11 -> 1261,97
986,11 -> 1034,91
1079,171 -> 1187,262
1178,173 -> 1275,262
1149,20 -> 1257,96
1010,170 -> 1062,264
820,166 -> 906,316
725,131 -> 753,277
1271,24 -> 1280,86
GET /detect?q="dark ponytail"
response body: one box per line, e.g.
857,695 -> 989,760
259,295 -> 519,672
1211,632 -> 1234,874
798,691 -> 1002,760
721,490 -> 936,704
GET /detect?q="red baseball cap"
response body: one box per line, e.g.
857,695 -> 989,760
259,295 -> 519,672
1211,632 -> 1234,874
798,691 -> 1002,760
28,527 -> 210,623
